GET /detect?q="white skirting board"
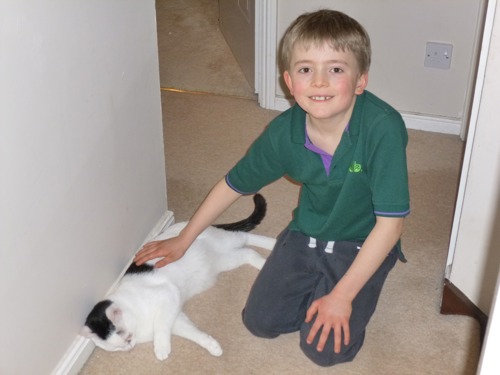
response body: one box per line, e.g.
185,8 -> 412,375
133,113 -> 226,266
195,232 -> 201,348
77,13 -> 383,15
400,112 -> 461,135
52,210 -> 175,375
272,97 -> 462,136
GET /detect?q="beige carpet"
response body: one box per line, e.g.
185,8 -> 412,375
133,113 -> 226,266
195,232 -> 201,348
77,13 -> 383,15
79,1 -> 481,374
155,0 -> 254,99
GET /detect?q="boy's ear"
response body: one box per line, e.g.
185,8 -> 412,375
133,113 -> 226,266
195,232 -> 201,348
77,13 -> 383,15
355,72 -> 369,95
283,71 -> 294,96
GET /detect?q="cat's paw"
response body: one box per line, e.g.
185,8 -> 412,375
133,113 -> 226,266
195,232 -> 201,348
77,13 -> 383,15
202,335 -> 223,357
153,339 -> 171,361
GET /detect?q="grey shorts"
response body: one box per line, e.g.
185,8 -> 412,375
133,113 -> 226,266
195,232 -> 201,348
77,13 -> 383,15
242,229 -> 398,367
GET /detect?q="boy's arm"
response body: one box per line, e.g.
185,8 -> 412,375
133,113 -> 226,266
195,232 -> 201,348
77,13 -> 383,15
134,178 -> 242,268
305,216 -> 404,353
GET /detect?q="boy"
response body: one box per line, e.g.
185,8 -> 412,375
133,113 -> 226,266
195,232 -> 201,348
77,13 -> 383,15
135,9 -> 410,367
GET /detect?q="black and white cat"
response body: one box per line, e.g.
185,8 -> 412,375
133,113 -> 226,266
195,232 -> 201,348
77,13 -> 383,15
81,194 -> 275,360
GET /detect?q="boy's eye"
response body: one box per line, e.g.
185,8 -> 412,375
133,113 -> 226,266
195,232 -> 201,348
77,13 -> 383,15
298,67 -> 312,73
331,67 -> 343,73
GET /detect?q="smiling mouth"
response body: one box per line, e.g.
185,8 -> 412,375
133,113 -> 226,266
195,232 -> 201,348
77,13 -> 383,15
310,96 -> 332,101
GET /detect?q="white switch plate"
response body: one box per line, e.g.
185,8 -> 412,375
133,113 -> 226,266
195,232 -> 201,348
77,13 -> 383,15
424,42 -> 453,70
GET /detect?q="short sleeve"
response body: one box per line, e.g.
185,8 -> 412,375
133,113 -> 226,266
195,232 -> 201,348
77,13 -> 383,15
366,111 -> 410,217
226,124 -> 286,194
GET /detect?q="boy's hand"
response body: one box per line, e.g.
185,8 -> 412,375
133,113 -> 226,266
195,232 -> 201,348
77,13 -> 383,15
305,290 -> 352,353
134,236 -> 189,268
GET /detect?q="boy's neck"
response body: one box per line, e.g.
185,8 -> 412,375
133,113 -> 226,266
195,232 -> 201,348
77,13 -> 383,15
306,115 -> 348,155
305,98 -> 355,134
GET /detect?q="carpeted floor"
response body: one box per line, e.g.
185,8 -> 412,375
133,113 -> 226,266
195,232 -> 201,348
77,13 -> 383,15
155,0 -> 254,99
79,1 -> 481,374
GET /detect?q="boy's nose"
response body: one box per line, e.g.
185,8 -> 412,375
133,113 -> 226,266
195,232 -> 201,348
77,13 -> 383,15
312,71 -> 328,87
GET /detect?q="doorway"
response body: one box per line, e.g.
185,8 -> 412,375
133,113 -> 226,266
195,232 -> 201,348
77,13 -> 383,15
219,0 -> 256,92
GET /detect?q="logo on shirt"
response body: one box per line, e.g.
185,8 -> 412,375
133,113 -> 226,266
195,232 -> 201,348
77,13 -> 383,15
349,161 -> 362,173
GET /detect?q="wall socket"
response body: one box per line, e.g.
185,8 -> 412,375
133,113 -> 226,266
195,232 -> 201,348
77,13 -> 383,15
424,42 -> 453,70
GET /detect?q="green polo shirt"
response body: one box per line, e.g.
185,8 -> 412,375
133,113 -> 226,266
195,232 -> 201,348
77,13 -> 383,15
226,90 -> 410,242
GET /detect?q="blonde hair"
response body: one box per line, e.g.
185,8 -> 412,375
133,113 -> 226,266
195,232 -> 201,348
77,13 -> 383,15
280,9 -> 371,73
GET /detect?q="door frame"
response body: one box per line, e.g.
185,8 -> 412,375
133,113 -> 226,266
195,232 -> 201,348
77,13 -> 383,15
445,0 -> 496,277
255,0 -> 278,109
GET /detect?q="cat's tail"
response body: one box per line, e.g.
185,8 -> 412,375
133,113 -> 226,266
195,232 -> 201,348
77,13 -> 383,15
214,193 -> 266,232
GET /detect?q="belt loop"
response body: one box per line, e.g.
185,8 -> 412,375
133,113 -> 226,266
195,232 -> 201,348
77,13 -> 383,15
325,241 -> 335,253
308,237 -> 317,248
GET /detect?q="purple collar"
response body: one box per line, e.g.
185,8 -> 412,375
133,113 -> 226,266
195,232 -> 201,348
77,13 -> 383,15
304,123 -> 349,176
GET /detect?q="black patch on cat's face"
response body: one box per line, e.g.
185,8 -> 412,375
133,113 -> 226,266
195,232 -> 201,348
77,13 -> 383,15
125,262 -> 155,275
84,299 -> 115,340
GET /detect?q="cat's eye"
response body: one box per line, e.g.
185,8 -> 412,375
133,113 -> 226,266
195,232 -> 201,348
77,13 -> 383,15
116,330 -> 124,335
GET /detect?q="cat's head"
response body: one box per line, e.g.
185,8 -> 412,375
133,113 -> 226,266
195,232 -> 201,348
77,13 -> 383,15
80,299 -> 137,352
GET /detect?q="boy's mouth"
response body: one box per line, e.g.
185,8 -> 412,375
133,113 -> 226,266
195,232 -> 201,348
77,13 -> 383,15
310,96 -> 332,101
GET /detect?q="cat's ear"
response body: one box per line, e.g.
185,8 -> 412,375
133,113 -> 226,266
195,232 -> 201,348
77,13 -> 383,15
80,325 -> 95,338
105,304 -> 123,324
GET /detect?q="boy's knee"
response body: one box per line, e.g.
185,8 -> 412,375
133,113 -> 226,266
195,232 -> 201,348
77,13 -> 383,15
299,331 -> 365,367
300,341 -> 361,367
241,308 -> 280,339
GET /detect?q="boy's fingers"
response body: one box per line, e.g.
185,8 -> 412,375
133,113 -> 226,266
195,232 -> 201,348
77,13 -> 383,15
331,321 -> 350,353
305,302 -> 320,344
343,322 -> 350,346
316,326 -> 331,352
154,258 -> 169,268
133,253 -> 150,266
334,325 -> 342,353
305,301 -> 318,323
134,246 -> 158,265
306,321 -> 320,345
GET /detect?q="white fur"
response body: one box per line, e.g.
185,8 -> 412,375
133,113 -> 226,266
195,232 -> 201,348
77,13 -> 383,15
81,222 -> 275,360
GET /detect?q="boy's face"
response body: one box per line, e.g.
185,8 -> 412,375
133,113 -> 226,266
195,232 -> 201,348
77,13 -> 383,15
283,41 -> 368,126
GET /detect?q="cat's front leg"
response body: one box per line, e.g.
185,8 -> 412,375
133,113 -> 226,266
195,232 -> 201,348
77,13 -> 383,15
153,334 -> 171,361
152,287 -> 181,360
173,312 -> 223,356
153,311 -> 173,360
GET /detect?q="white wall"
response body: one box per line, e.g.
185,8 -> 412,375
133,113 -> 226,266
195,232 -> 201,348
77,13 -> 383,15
447,0 -> 500,315
0,1 -> 167,374
270,0 -> 485,134
478,271 -> 500,373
